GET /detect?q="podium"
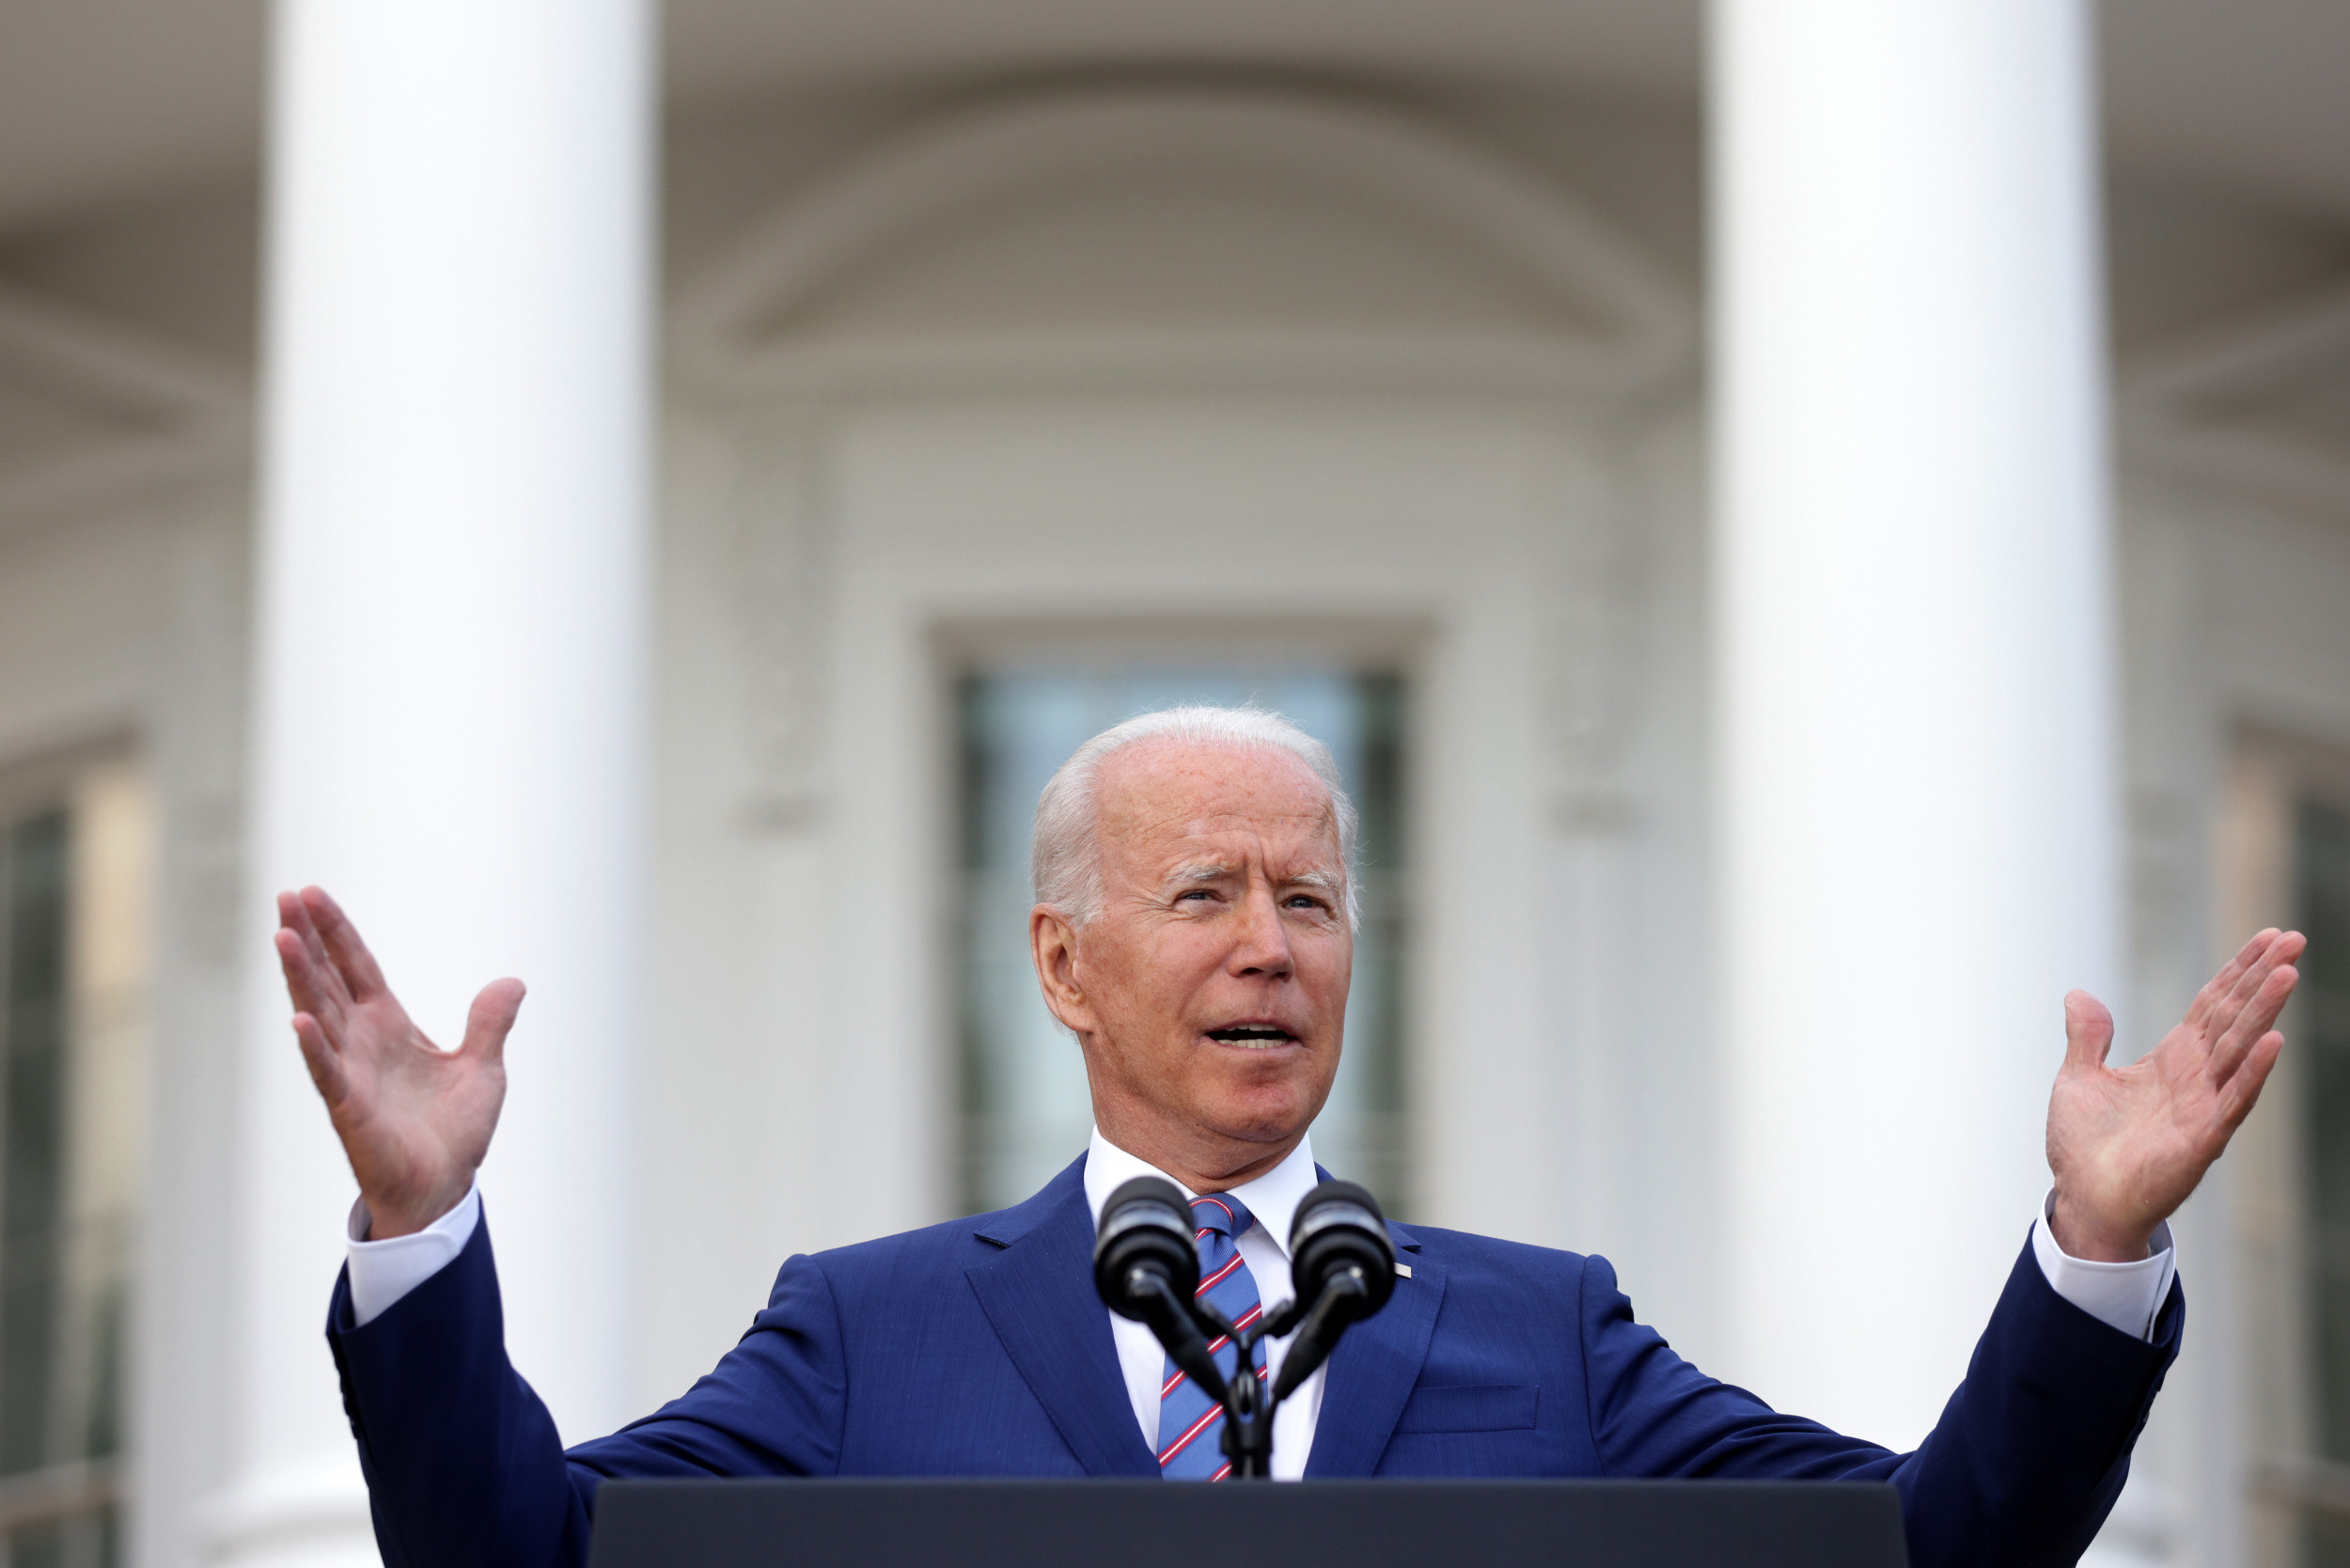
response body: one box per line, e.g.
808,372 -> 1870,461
587,1478 -> 1909,1568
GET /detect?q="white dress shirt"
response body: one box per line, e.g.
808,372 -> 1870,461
2031,1192 -> 2178,1341
1082,1128 -> 1329,1479
346,1137 -> 2181,1465
345,1185 -> 483,1327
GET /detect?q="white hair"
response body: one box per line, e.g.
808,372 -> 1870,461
1031,704 -> 1359,929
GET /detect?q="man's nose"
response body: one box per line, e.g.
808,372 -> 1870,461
1228,885 -> 1294,979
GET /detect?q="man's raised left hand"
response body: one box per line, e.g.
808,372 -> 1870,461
2046,927 -> 2304,1262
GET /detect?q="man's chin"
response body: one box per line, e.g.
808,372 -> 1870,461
1190,1084 -> 1327,1151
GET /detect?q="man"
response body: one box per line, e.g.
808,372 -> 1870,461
281,706 -> 2302,1568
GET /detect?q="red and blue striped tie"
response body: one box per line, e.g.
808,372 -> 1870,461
1156,1193 -> 1266,1481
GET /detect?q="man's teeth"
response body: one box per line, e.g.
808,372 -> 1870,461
1207,1027 -> 1292,1046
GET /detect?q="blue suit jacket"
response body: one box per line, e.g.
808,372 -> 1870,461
326,1157 -> 2180,1568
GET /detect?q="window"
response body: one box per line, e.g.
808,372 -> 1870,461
2301,799 -> 2350,1567
0,760 -> 152,1568
2227,738 -> 2350,1568
954,666 -> 1409,1218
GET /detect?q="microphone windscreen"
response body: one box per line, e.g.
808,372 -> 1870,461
1289,1180 -> 1397,1318
1093,1176 -> 1199,1317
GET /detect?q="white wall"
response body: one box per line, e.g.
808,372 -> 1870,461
634,85 -> 1716,1393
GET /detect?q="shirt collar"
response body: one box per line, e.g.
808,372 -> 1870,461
1083,1125 -> 1321,1259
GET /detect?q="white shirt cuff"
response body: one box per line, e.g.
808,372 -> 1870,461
344,1183 -> 481,1328
2030,1189 -> 2176,1341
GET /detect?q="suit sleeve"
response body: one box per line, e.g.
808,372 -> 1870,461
326,1203 -> 849,1568
1582,1235 -> 2181,1568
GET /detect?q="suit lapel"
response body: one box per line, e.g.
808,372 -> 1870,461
965,1163 -> 1158,1477
1303,1222 -> 1442,1478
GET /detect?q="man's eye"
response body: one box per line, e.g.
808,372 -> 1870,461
1177,889 -> 1214,903
1284,894 -> 1325,910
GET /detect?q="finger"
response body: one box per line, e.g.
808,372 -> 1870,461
2209,926 -> 2303,1048
2200,930 -> 2297,1052
274,925 -> 345,1036
460,979 -> 526,1066
2061,989 -> 2115,1074
2186,928 -> 2276,1028
2217,1029 -> 2286,1129
292,1013 -> 351,1108
2213,963 -> 2298,1087
304,886 -> 390,1002
279,888 -> 352,1014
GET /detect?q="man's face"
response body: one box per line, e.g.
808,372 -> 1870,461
1031,739 -> 1353,1181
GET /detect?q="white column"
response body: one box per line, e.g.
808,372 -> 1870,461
1711,0 -> 2119,1450
210,4 -> 654,1563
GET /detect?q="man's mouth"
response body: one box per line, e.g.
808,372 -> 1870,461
1204,1025 -> 1299,1049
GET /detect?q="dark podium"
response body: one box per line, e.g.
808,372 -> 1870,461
587,1478 -> 1910,1568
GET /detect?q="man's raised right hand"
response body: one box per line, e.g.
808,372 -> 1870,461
275,886 -> 521,1239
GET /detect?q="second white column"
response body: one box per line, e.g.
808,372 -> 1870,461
1711,0 -> 2122,1449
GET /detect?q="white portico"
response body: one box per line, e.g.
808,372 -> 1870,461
215,0 -> 2127,1556
0,0 -> 2339,1565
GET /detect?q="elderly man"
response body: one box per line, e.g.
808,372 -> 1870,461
282,706 -> 2301,1568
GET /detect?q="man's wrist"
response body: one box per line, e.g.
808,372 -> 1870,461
2048,1191 -> 2154,1262
346,1182 -> 480,1327
356,1174 -> 475,1242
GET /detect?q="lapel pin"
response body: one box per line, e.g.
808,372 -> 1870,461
1394,1262 -> 1413,1278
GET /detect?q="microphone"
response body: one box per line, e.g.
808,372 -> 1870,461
1092,1177 -> 1226,1403
1093,1176 -> 1198,1309
1270,1180 -> 1396,1402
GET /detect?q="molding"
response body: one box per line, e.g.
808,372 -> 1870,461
1541,434 -> 1647,837
720,405 -> 835,834
0,280 -> 249,535
674,86 -> 1699,839
671,86 -> 1694,402
2120,280 -> 2350,517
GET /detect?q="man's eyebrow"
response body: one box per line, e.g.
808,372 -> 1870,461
1155,862 -> 1347,895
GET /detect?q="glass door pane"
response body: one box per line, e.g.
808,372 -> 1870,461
0,761 -> 151,1567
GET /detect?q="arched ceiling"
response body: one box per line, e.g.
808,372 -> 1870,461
0,0 -> 2343,234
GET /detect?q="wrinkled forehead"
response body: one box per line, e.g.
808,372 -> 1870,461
1090,738 -> 1341,868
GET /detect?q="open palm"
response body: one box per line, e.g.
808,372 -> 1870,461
276,886 -> 523,1239
2046,927 -> 2303,1261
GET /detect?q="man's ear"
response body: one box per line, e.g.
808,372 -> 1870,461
1030,904 -> 1094,1035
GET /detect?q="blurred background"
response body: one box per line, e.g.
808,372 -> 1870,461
0,1 -> 2347,1565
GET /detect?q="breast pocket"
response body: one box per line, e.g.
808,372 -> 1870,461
1393,1383 -> 1540,1434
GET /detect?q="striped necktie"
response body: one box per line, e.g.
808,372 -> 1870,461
1156,1192 -> 1266,1481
